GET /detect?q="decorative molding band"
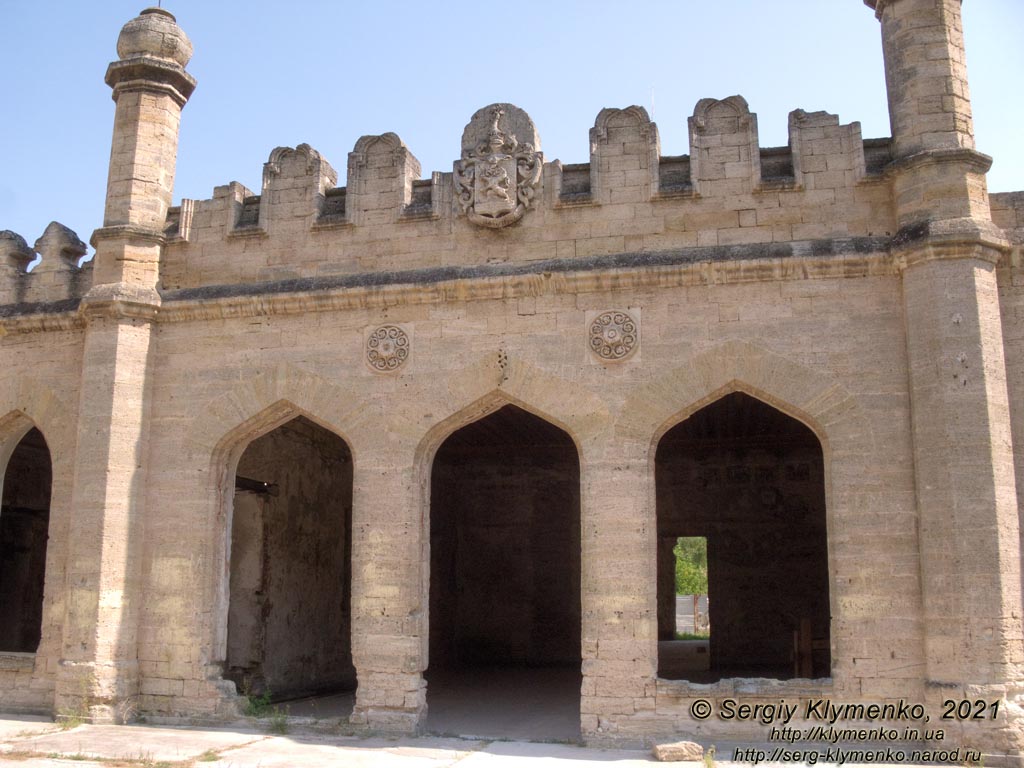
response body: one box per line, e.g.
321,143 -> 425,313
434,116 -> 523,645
1,237 -> 895,334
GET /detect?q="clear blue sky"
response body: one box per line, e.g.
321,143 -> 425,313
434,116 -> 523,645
1,1 -> 1022,259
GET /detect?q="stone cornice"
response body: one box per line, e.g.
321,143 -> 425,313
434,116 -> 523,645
899,242 -> 1005,271
891,217 -> 1010,262
79,284 -> 161,324
160,238 -> 893,322
105,57 -> 196,107
0,302 -> 84,336
865,0 -> 963,21
885,147 -> 993,178
863,0 -> 887,20
0,237 -> 898,334
90,224 -> 167,249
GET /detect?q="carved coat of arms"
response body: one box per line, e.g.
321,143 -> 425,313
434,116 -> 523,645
455,104 -> 543,229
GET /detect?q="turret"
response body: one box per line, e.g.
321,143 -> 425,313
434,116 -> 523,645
56,7 -> 196,723
866,0 -> 1002,243
866,2 -> 1024,762
90,7 -> 195,288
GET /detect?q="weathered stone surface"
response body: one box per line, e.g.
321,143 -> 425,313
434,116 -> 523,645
652,740 -> 704,762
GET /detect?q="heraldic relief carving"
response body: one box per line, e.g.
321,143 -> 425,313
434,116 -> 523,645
455,103 -> 543,229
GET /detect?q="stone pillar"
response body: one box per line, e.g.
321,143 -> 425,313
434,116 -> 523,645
579,434 -> 657,741
868,1 -> 1024,762
56,8 -> 194,723
349,442 -> 426,732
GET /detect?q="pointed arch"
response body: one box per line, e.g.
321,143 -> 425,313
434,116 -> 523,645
618,339 -> 873,461
620,341 -> 874,685
0,421 -> 53,654
0,377 -> 75,466
421,363 -> 587,733
414,355 -> 609,474
186,363 -> 372,464
654,391 -> 832,680
0,412 -> 38,479
0,378 -> 74,687
186,364 -> 374,664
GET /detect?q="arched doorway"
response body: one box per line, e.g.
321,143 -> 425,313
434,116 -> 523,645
0,427 -> 52,653
655,392 -> 831,681
225,415 -> 355,715
427,404 -> 581,739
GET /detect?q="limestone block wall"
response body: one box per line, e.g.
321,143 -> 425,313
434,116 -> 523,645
0,67 -> 1020,754
93,258 -> 917,737
0,329 -> 83,712
2,0 -> 1024,754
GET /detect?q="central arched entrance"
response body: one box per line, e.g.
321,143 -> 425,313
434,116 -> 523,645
426,404 -> 581,740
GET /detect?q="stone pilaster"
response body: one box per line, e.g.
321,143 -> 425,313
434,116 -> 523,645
57,288 -> 159,722
348,442 -> 426,732
579,434 -> 657,741
55,8 -> 193,722
868,0 -> 1024,762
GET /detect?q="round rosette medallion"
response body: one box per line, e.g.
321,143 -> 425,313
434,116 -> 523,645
366,325 -> 410,372
589,311 -> 638,361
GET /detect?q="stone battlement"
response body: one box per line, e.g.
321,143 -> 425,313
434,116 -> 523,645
152,99 -> 895,292
12,94 -> 1022,309
0,223 -> 92,307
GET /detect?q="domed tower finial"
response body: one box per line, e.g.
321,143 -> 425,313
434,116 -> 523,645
115,7 -> 193,68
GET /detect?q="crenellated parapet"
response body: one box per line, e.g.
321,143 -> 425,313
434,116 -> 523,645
0,223 -> 92,307
160,98 -> 898,291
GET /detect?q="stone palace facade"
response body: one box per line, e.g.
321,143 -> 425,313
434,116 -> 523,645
2,0 -> 1024,763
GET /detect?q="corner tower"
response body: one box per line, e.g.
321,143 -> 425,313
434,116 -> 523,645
56,8 -> 195,722
867,1 -> 1024,763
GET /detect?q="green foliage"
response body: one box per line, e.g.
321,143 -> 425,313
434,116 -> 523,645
674,630 -> 710,640
241,677 -> 273,718
268,706 -> 290,734
674,537 -> 708,595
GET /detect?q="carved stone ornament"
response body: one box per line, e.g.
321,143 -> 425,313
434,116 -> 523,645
455,103 -> 543,229
366,325 -> 410,372
589,311 -> 638,361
